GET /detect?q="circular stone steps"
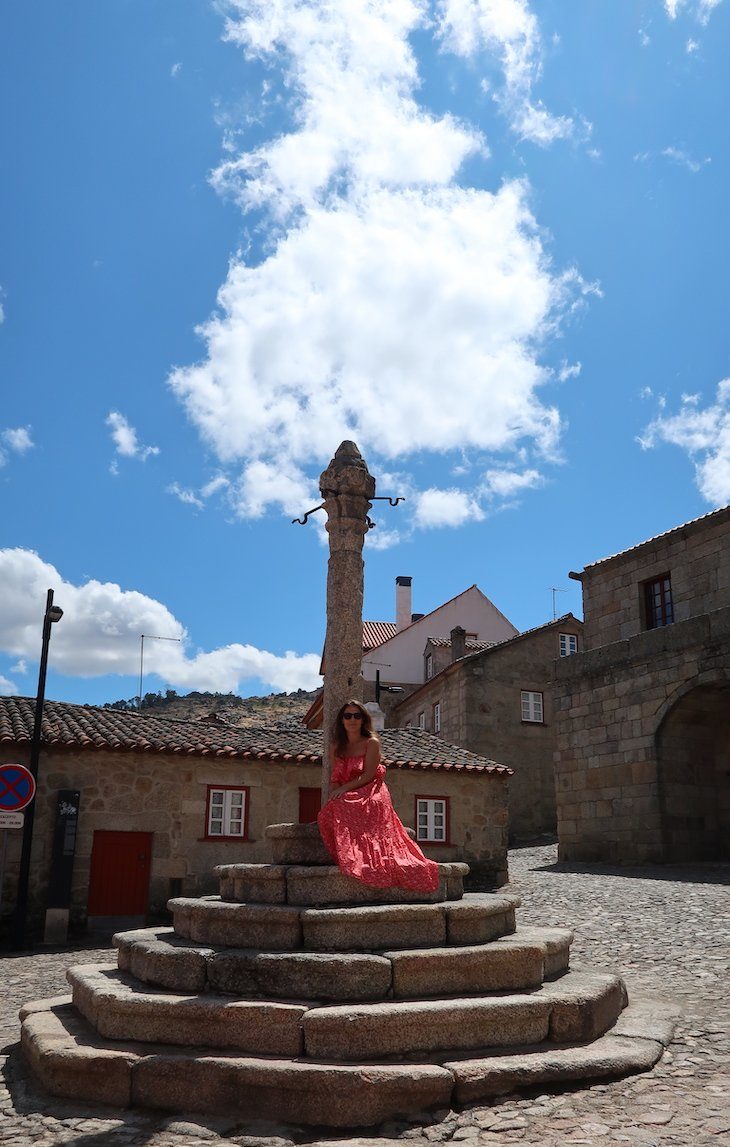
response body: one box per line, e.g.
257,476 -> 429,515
65,961 -> 624,1060
19,995 -> 678,1128
18,822 -> 678,1128
215,861 -> 470,906
113,925 -> 572,999
168,892 -> 520,952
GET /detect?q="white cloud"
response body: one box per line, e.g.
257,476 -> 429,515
171,61 -> 182,77
557,360 -> 581,382
686,36 -> 699,50
414,487 -> 485,528
0,549 -> 322,694
635,146 -> 710,173
639,380 -> 730,504
10,659 -> 27,675
0,675 -> 17,696
436,0 -> 577,145
661,145 -> 710,172
106,411 -> 160,463
167,483 -> 204,510
169,1 -> 588,532
480,466 -> 543,497
663,0 -> 724,23
0,425 -> 34,467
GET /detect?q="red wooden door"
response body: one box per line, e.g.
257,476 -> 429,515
298,787 -> 322,823
87,830 -> 153,915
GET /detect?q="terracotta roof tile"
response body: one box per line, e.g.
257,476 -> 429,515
0,697 -> 510,776
362,621 -> 398,650
426,637 -> 497,652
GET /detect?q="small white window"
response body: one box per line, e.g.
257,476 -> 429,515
425,653 -> 434,680
418,711 -> 425,729
416,798 -> 448,842
521,691 -> 543,723
433,701 -> 441,734
559,633 -> 578,657
207,788 -> 247,837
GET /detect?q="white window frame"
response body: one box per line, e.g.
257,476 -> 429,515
521,691 -> 544,723
432,701 -> 441,734
425,653 -> 434,680
418,711 -> 426,729
207,787 -> 247,838
559,632 -> 578,657
416,797 -> 448,843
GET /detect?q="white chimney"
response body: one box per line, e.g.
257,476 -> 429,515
395,576 -> 412,632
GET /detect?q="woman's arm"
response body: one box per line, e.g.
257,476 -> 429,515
329,739 -> 381,798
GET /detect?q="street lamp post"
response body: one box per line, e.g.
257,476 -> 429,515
12,588 -> 63,950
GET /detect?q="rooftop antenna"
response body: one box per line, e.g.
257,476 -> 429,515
550,587 -> 568,621
138,634 -> 181,708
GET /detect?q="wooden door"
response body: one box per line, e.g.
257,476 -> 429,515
87,830 -> 153,916
298,787 -> 322,824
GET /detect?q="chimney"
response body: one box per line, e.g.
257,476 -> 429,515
450,626 -> 466,662
395,576 -> 412,632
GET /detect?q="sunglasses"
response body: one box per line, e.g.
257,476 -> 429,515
342,711 -> 363,720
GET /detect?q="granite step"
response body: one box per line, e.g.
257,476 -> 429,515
114,924 -> 569,1000
168,892 -> 520,952
19,994 -> 677,1127
301,970 -> 627,1060
66,965 -> 307,1054
64,963 -> 617,1062
215,862 -> 469,906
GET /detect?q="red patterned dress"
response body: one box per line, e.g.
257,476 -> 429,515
317,753 -> 440,892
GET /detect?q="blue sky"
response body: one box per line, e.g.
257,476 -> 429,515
1,1 -> 728,706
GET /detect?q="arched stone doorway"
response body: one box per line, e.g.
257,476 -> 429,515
656,681 -> 730,861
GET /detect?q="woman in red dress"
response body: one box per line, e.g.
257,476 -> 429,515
317,699 -> 440,892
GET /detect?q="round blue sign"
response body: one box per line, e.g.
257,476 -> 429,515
0,763 -> 36,812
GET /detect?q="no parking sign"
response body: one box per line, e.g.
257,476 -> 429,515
0,763 -> 36,827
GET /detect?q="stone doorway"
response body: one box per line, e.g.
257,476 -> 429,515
656,682 -> 730,861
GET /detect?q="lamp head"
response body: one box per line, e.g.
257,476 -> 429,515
47,606 -> 64,623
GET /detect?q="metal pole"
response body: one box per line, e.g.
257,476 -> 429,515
138,634 -> 145,708
12,589 -> 56,950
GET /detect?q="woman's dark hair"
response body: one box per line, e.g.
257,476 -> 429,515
332,698 -> 375,756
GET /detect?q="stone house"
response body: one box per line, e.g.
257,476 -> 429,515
555,505 -> 730,863
392,616 -> 584,840
0,697 -> 511,935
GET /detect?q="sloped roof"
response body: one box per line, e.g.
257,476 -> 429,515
0,697 -> 510,775
395,614 -> 583,709
426,637 -> 497,652
582,505 -> 730,572
362,585 -> 517,656
362,621 -> 398,650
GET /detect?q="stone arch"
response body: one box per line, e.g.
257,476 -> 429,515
655,673 -> 730,861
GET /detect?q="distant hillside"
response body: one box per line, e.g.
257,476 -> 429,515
103,688 -> 319,730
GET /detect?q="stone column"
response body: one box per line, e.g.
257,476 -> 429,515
320,442 -> 375,798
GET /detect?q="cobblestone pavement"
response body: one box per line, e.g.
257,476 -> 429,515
1,844 -> 728,1146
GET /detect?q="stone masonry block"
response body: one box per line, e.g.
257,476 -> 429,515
169,898 -> 302,949
21,1003 -> 134,1107
215,864 -> 288,904
540,969 -> 627,1042
445,894 -> 520,945
68,965 -> 306,1055
285,865 -> 448,907
301,903 -> 447,951
303,995 -> 552,1059
386,937 -> 545,998
114,929 -> 211,993
130,1054 -> 454,1128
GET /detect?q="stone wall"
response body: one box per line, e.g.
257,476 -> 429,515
554,607 -> 730,863
0,745 -> 508,930
395,620 -> 583,840
581,507 -> 730,650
